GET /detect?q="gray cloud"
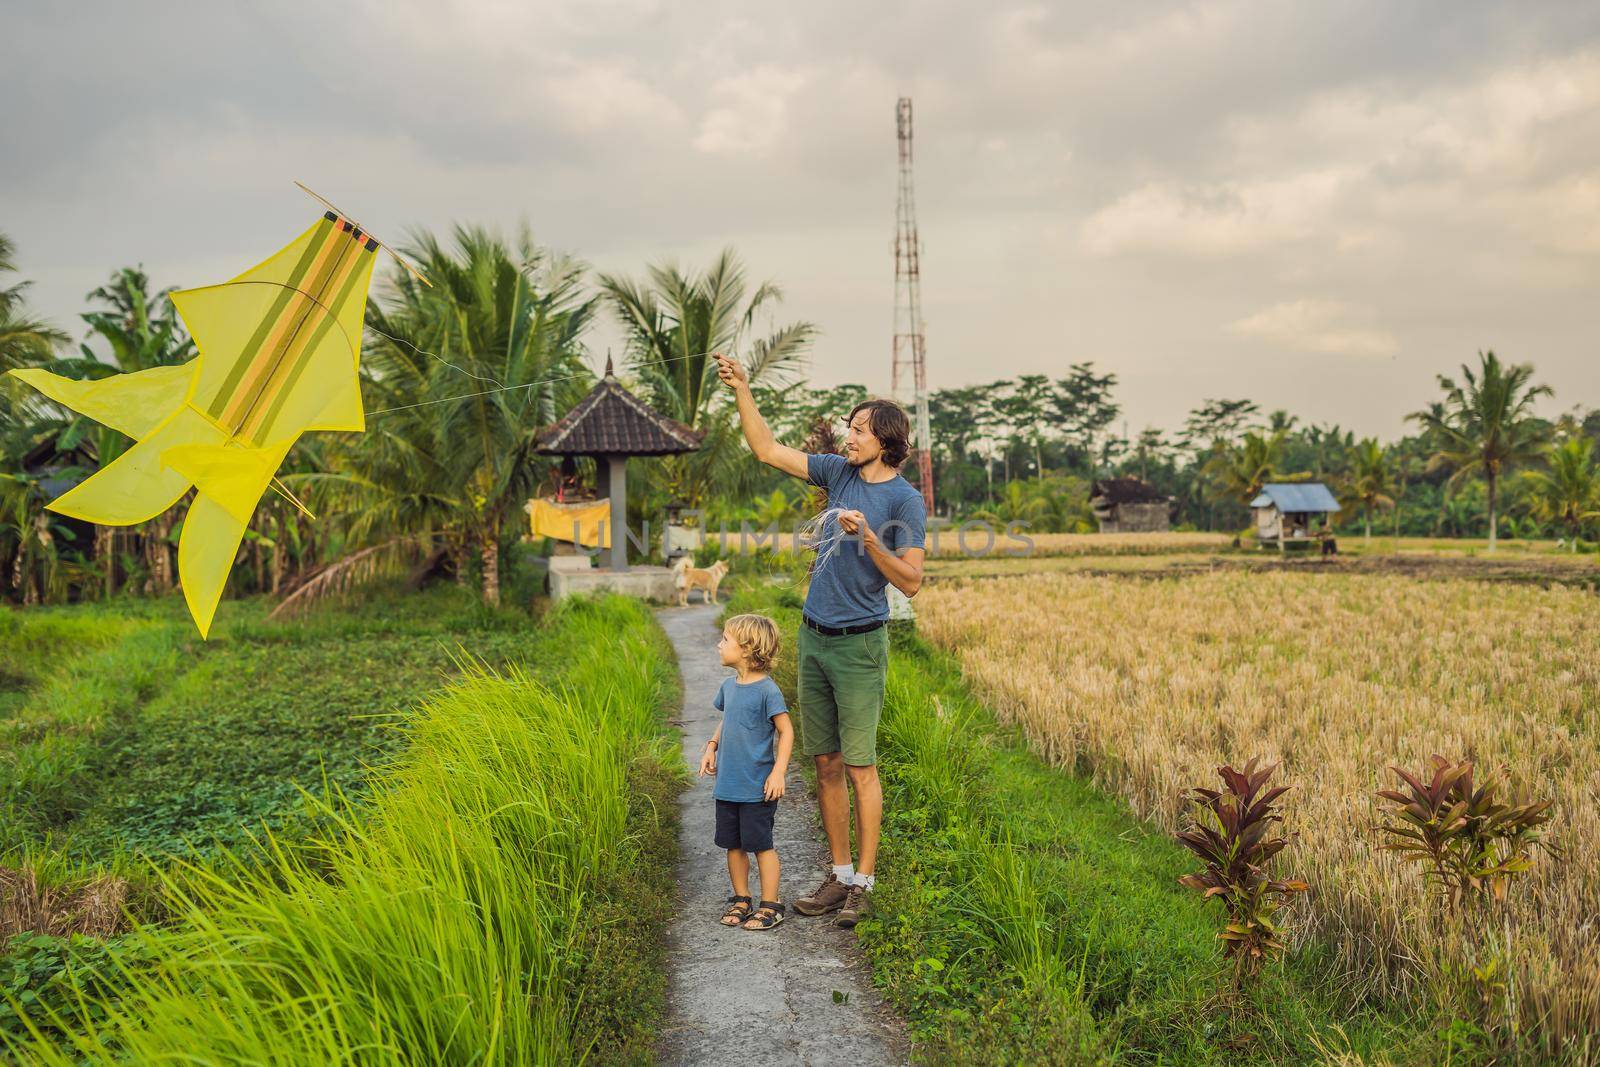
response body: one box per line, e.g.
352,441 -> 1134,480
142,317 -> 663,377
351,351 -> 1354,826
4,0 -> 1598,440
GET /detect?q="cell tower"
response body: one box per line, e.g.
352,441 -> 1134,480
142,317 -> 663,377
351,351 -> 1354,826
892,96 -> 935,515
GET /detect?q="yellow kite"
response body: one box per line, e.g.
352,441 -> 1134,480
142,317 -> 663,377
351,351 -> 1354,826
8,211 -> 378,637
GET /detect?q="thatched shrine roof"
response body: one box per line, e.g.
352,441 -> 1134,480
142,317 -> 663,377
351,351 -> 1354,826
534,356 -> 704,457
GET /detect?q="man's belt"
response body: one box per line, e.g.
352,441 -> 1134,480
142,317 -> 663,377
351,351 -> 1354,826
803,615 -> 885,637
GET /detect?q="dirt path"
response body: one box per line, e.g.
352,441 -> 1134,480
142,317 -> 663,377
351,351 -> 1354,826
654,602 -> 907,1067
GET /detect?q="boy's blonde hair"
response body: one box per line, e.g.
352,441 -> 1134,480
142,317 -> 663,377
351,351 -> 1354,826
724,613 -> 780,672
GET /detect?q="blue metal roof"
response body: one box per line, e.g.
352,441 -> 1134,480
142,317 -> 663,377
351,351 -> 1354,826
1251,482 -> 1340,512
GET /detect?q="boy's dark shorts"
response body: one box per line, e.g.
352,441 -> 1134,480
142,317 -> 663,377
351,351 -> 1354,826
715,799 -> 777,853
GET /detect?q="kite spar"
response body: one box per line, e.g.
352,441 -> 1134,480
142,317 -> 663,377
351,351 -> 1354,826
8,201 -> 393,637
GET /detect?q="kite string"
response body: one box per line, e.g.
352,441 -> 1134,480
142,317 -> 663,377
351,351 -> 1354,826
362,344 -> 726,417
368,324 -> 504,388
795,506 -> 851,572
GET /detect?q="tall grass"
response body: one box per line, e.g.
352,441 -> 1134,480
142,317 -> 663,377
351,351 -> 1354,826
919,571 -> 1600,1059
5,594 -> 682,1064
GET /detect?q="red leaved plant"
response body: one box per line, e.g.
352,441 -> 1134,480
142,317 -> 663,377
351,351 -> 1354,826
1374,755 -> 1557,907
1175,758 -> 1310,979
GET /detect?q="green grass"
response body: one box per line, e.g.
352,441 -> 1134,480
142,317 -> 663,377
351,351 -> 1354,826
1,583 -> 567,860
4,592 -> 684,1064
722,578 -> 1459,1065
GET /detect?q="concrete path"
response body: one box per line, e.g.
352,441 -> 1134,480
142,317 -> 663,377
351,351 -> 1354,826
654,602 -> 907,1067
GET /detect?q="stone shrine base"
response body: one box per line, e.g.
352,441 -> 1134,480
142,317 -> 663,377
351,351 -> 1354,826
548,562 -> 679,603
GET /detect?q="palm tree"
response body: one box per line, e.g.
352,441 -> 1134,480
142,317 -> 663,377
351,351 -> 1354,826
1409,351 -> 1551,549
598,249 -> 815,508
1344,438 -> 1396,543
0,233 -> 67,372
1391,452 -> 1414,539
1521,436 -> 1600,551
326,225 -> 596,606
1303,423 -> 1354,480
78,267 -> 193,371
1204,431 -> 1285,506
71,268 -> 196,595
0,234 -> 69,603
0,384 -> 67,605
970,479 -> 1050,527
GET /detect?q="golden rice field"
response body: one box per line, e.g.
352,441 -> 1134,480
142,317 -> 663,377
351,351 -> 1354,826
917,570 -> 1600,1049
925,529 -> 1229,556
925,547 -> 1600,585
925,530 -> 1571,561
715,526 -> 1576,562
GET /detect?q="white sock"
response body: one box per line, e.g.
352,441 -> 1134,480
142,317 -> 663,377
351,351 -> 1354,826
832,863 -> 854,883
853,872 -> 875,890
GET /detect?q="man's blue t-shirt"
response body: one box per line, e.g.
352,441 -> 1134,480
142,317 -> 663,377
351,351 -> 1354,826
804,453 -> 927,628
712,675 -> 788,803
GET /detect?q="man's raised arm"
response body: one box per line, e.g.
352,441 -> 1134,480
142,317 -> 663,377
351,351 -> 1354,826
714,353 -> 810,480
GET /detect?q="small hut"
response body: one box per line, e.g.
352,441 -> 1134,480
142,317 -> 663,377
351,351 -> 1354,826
532,357 -> 704,599
1090,477 -> 1171,533
1250,482 -> 1341,550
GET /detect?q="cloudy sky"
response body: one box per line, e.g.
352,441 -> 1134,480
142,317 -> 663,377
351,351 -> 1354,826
4,1 -> 1598,440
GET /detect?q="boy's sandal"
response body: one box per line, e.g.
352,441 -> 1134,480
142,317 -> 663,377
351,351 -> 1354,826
741,901 -> 785,931
720,895 -> 753,926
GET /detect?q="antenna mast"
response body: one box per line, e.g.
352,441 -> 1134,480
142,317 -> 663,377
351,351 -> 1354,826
893,97 -> 935,515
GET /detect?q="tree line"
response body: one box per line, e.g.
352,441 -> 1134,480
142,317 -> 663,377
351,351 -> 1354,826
3,226 -> 1597,611
740,352 -> 1598,550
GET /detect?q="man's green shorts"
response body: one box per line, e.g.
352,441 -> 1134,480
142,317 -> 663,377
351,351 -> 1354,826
796,621 -> 889,767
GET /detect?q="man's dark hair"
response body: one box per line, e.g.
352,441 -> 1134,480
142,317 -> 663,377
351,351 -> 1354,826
846,398 -> 912,468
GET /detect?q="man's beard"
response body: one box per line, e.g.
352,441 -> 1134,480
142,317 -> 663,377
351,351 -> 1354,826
846,450 -> 870,466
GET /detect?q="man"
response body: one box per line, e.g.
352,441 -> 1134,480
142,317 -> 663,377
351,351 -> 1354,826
714,352 -> 926,929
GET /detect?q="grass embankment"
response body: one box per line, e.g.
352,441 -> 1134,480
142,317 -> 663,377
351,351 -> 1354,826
724,579 -> 1440,1065
918,572 -> 1600,1062
3,592 -> 683,1064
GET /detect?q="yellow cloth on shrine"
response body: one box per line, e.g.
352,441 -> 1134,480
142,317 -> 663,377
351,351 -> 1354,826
526,497 -> 611,548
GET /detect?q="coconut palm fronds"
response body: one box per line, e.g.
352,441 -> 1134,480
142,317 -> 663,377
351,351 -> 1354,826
268,535 -> 429,621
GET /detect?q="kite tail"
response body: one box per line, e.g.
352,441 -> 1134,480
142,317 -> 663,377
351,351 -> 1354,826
164,440 -> 293,639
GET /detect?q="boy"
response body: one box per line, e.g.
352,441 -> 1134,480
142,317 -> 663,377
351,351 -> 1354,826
698,613 -> 795,930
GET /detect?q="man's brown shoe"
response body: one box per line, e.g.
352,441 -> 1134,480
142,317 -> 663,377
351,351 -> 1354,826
834,884 -> 870,929
794,872 -> 850,916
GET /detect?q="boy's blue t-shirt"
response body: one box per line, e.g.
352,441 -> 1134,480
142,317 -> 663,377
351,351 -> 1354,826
712,675 -> 788,803
804,453 -> 927,628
